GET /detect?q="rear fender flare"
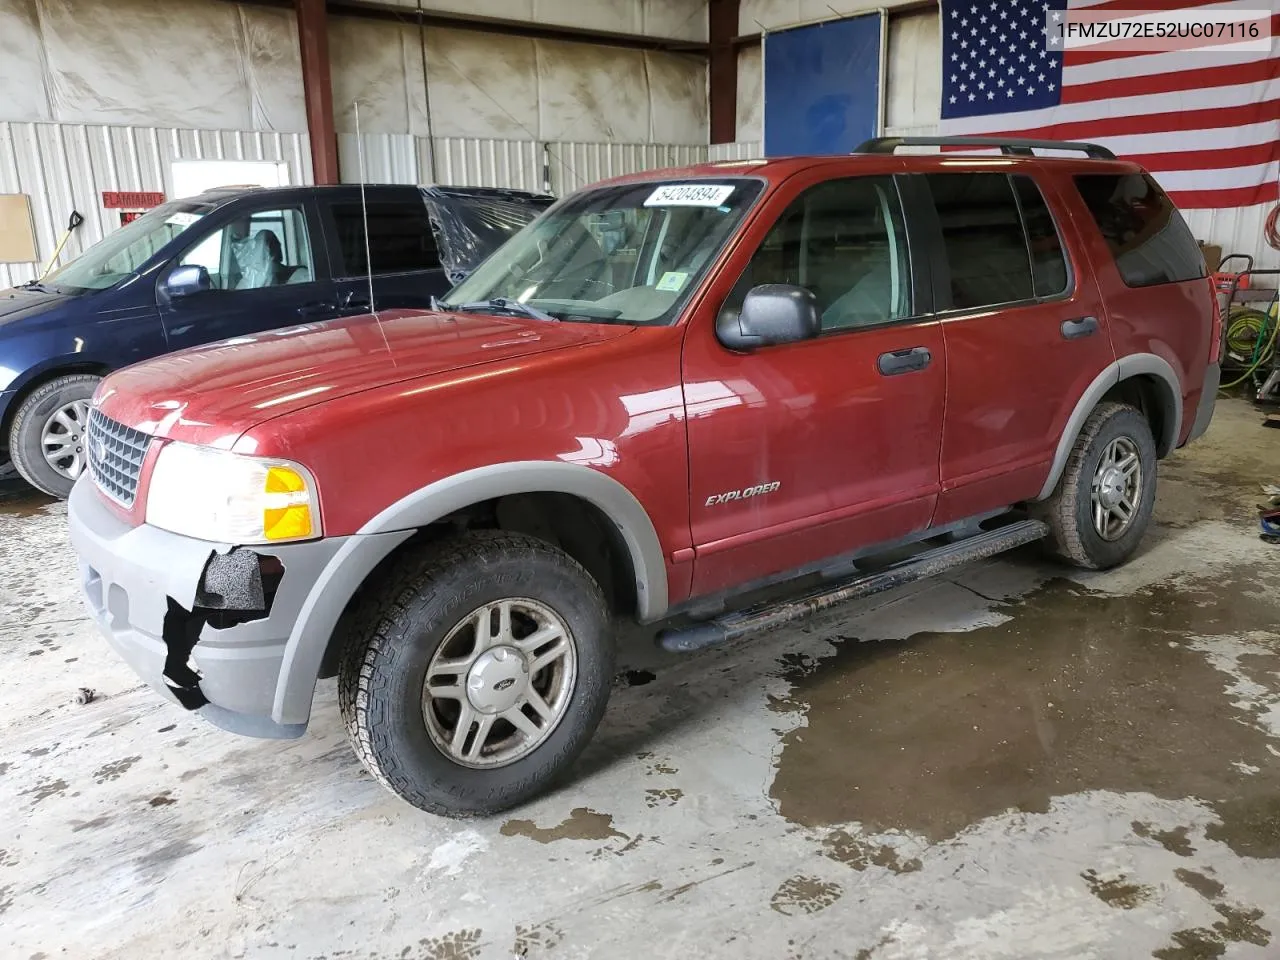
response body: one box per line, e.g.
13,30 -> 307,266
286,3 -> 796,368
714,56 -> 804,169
271,461 -> 668,726
1036,353 -> 1182,501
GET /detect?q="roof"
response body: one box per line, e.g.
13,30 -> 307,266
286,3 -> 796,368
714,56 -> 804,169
186,182 -> 554,206
591,152 -> 1144,191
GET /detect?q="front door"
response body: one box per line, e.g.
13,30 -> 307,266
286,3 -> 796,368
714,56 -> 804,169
917,171 -> 1117,524
682,173 -> 946,597
319,188 -> 450,315
158,199 -> 333,350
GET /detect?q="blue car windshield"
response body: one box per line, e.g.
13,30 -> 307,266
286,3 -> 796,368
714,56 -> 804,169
44,201 -> 213,293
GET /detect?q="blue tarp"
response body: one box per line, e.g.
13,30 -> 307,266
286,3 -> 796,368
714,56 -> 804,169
763,14 -> 883,157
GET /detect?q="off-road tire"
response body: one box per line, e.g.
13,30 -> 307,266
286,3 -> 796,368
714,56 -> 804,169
8,373 -> 101,499
338,531 -> 614,817
1036,401 -> 1157,570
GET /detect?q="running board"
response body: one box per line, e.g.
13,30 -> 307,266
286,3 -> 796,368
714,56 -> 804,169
656,519 -> 1049,653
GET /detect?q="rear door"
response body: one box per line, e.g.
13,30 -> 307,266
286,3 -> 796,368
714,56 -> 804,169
915,169 -> 1116,525
158,197 -> 334,350
320,187 -> 448,314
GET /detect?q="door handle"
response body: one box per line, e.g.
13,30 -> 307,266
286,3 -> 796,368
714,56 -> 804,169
296,301 -> 337,318
1061,316 -> 1099,340
878,346 -> 932,376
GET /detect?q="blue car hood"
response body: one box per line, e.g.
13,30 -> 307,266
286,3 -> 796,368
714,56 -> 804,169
0,286 -> 74,329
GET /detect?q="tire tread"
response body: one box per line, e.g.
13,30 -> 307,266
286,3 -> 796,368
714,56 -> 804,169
8,373 -> 101,498
337,530 -> 611,817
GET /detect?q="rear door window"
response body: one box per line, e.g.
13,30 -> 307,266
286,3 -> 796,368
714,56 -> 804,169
1013,176 -> 1069,298
1074,173 -> 1205,287
327,198 -> 440,277
926,172 -> 1071,309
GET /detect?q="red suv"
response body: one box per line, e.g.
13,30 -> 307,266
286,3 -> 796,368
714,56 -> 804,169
69,138 -> 1220,816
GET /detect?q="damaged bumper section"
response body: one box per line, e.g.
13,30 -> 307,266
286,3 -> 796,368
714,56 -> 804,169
68,477 -> 348,739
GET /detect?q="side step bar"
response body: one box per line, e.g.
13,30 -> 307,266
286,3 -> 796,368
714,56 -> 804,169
656,519 -> 1049,653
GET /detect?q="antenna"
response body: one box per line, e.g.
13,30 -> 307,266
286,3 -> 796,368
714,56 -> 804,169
354,100 -> 377,314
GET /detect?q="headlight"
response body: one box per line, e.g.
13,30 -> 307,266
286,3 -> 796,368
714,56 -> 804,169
145,442 -> 321,544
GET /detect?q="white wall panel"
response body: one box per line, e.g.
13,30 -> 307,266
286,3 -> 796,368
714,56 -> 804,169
329,17 -> 707,144
420,29 -> 540,140
364,0 -> 708,41
0,0 -> 49,122
0,0 -> 306,132
736,45 -> 763,143
740,0 -> 924,34
0,121 -> 309,288
886,10 -> 941,133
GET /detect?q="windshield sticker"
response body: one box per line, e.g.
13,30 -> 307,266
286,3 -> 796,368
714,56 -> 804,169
644,184 -> 735,208
165,212 -> 202,227
656,271 -> 688,293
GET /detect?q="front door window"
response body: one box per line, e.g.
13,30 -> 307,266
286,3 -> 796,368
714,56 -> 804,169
179,207 -> 314,290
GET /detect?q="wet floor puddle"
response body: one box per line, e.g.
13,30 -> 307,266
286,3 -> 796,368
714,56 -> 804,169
771,569 -> 1280,854
0,478 -> 53,517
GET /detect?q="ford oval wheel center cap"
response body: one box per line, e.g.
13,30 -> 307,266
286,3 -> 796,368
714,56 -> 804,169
1096,466 -> 1126,509
466,646 -> 531,714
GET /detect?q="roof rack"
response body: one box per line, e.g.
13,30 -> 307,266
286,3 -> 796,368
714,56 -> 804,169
855,136 -> 1116,161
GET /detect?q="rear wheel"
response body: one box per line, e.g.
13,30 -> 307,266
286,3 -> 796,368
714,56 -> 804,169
1037,401 -> 1157,570
338,531 -> 614,817
8,374 -> 101,499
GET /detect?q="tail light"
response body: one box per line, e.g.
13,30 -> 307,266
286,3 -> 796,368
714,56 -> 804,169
1208,278 -> 1224,365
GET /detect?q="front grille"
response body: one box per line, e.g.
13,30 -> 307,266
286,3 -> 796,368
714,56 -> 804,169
86,409 -> 152,508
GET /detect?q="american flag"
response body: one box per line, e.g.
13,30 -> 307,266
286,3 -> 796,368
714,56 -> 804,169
939,0 -> 1280,210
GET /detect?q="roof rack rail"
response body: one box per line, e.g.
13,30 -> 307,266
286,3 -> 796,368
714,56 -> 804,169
855,136 -> 1116,161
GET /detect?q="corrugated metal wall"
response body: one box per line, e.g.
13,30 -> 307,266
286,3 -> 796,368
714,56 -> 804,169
1184,207 -> 1279,274
0,121 -> 310,288
338,134 -> 706,194
708,142 -> 762,162
2,122 -> 719,288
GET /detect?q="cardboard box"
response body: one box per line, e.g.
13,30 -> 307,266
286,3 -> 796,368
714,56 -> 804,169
0,194 -> 38,263
1199,242 -> 1223,274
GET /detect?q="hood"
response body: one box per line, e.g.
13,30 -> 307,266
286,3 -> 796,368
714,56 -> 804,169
96,308 -> 634,447
0,285 -> 75,328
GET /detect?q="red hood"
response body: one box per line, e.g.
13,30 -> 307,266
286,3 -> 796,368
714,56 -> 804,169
96,309 -> 633,448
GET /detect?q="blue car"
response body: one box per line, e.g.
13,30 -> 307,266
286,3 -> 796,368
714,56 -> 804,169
0,183 -> 553,497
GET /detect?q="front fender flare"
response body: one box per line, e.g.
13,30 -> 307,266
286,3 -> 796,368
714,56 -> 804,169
271,461 -> 669,726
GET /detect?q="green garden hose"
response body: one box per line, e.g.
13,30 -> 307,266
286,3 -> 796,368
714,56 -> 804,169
1221,304 -> 1279,390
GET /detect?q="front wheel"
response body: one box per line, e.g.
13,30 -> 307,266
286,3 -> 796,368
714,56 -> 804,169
1037,401 -> 1157,570
338,531 -> 614,817
8,373 -> 101,499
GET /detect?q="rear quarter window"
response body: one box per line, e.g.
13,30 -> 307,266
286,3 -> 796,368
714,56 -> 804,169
1074,174 -> 1206,288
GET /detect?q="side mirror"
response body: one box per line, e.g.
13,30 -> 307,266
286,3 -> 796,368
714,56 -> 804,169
164,264 -> 212,299
716,283 -> 821,350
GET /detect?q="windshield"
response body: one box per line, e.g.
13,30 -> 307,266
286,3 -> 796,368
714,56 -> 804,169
442,178 -> 764,325
44,201 -> 213,293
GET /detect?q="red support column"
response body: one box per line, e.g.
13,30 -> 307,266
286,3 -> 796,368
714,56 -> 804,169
708,0 -> 740,145
296,0 -> 340,184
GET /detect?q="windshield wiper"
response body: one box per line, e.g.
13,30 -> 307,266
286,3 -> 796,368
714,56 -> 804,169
442,298 -> 559,323
18,280 -> 49,292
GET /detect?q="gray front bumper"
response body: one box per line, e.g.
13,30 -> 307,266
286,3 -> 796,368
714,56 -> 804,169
68,477 -> 348,738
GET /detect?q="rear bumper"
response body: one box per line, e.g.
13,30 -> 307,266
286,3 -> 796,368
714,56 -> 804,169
1186,362 -> 1220,444
68,476 -> 347,738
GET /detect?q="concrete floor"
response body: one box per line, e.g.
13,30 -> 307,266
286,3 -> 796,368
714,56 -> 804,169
3,398 -> 1280,960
